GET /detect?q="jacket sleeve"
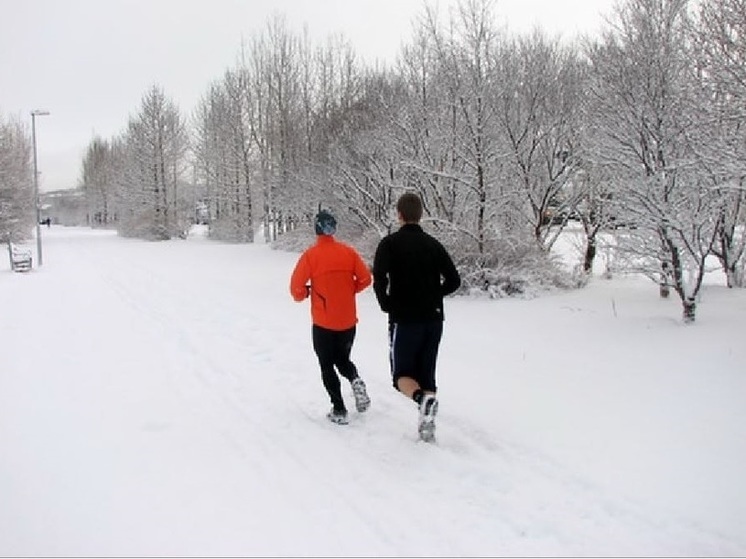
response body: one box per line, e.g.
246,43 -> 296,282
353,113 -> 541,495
439,243 -> 461,297
372,238 -> 391,312
289,252 -> 311,302
353,251 -> 372,294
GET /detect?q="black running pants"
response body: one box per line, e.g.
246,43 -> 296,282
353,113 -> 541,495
312,325 -> 358,411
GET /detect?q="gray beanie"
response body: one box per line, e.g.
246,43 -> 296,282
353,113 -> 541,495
314,210 -> 337,235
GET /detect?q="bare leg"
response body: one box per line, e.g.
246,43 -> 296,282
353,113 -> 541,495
396,376 -> 435,401
396,376 -> 419,399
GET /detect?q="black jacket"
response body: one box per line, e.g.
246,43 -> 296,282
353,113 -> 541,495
373,223 -> 461,323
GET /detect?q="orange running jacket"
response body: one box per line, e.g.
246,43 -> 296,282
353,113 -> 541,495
290,235 -> 372,331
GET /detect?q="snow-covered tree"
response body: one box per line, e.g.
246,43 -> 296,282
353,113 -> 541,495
193,70 -> 255,242
0,114 -> 33,243
420,0 -> 504,257
322,70 -> 402,241
588,0 -> 721,322
248,15 -> 307,241
495,30 -> 588,252
117,86 -> 190,240
694,0 -> 746,287
380,0 -> 579,292
80,136 -> 116,227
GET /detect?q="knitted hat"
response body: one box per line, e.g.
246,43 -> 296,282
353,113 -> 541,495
314,210 -> 337,235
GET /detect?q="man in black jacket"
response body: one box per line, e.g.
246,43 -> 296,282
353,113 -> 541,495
372,192 -> 461,442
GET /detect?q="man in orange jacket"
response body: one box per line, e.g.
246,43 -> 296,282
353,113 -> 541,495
290,210 -> 372,424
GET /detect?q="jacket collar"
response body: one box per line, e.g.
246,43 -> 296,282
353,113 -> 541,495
399,223 -> 422,232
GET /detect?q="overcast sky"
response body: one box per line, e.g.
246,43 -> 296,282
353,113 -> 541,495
1,0 -> 616,192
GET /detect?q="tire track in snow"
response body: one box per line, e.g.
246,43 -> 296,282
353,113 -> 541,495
75,238 -> 401,551
72,242 -> 520,553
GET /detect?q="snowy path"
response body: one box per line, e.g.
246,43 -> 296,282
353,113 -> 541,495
1,227 -> 744,556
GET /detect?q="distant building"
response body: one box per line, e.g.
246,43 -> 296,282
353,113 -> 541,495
40,189 -> 88,226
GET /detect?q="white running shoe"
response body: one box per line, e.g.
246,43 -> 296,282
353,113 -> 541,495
326,408 -> 349,425
351,378 -> 371,413
418,394 -> 438,442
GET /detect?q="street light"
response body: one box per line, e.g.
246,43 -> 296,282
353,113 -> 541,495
31,109 -> 50,266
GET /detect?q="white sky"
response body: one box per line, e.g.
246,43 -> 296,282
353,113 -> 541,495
0,0 -> 617,192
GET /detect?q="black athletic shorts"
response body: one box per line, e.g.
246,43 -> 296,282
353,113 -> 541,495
388,321 -> 443,392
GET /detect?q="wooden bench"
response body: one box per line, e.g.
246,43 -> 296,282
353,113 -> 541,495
8,242 -> 32,272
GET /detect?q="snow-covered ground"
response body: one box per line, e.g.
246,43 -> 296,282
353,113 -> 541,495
1,225 -> 745,556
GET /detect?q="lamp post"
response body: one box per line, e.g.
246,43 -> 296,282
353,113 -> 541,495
31,109 -> 50,266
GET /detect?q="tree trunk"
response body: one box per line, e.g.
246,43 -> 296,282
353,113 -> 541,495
683,296 -> 696,323
659,261 -> 671,298
583,237 -> 596,274
725,265 -> 745,289
733,266 -> 746,287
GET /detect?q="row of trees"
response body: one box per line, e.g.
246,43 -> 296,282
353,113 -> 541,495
75,0 -> 746,322
0,114 -> 33,244
81,89 -> 190,239
585,0 -> 746,322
